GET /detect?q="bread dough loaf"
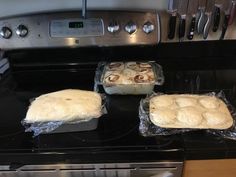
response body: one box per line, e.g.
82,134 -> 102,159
25,89 -> 102,123
149,94 -> 233,129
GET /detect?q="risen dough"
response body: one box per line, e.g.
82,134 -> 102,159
25,89 -> 102,123
103,62 -> 155,85
199,97 -> 219,109
150,95 -> 174,107
204,111 -> 228,125
148,94 -> 233,129
177,107 -> 203,126
175,97 -> 197,107
150,108 -> 176,125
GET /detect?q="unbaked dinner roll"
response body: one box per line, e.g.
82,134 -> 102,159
175,97 -> 197,107
177,107 -> 203,126
25,89 -> 102,123
203,111 -> 228,125
199,96 -> 220,109
150,95 -> 174,108
150,108 -> 176,125
148,94 -> 233,129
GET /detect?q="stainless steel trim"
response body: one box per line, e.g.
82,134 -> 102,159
0,162 -> 183,177
0,11 -> 160,50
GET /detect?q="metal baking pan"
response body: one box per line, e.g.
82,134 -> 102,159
44,118 -> 99,134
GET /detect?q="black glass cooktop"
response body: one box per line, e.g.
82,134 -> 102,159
0,68 -> 184,155
2,59 -> 236,162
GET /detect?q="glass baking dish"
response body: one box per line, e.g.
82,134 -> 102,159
95,61 -> 164,95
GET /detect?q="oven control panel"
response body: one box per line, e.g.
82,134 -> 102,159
50,19 -> 104,37
0,11 -> 160,50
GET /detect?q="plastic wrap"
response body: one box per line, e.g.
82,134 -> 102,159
94,61 -> 164,95
139,91 -> 236,140
22,94 -> 107,137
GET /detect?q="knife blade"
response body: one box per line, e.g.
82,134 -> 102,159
167,0 -> 179,39
178,0 -> 189,40
197,0 -> 207,34
187,0 -> 199,40
203,0 -> 215,39
228,0 -> 236,25
220,0 -> 231,40
212,0 -> 223,32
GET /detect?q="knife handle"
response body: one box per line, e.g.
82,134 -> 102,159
168,14 -> 177,39
228,2 -> 236,25
179,17 -> 186,40
203,13 -> 212,39
197,8 -> 206,34
220,14 -> 230,40
213,6 -> 221,32
187,16 -> 196,40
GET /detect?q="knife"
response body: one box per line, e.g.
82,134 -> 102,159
197,0 -> 207,34
167,0 -> 179,39
220,0 -> 231,40
187,0 -> 199,40
203,0 -> 215,39
228,0 -> 236,25
212,0 -> 223,32
178,0 -> 189,40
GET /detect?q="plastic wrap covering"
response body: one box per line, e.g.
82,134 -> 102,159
94,61 -> 164,95
22,92 -> 107,137
139,91 -> 236,140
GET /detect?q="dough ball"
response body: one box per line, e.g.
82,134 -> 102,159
150,95 -> 174,108
177,107 -> 203,126
150,108 -> 176,125
175,97 -> 197,107
199,96 -> 220,109
203,111 -> 228,125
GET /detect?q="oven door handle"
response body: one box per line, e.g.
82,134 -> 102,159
99,167 -> 177,171
138,167 -> 177,171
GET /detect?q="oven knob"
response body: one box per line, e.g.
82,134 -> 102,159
0,27 -> 12,39
125,21 -> 137,34
143,21 -> 155,34
107,21 -> 120,33
16,25 -> 28,37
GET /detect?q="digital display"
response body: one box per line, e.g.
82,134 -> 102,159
69,22 -> 84,28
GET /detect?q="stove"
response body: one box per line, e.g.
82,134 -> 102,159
0,9 -> 186,177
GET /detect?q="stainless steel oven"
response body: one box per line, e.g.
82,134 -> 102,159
0,8 -> 183,177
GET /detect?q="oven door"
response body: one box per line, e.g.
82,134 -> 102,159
0,162 -> 183,177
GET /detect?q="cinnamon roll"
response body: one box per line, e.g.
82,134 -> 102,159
104,73 -> 120,83
107,62 -> 124,71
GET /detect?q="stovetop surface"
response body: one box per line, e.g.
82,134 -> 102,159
2,63 -> 236,153
2,43 -> 236,162
0,69 -> 185,154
